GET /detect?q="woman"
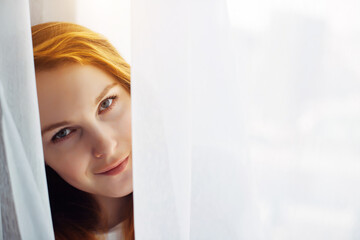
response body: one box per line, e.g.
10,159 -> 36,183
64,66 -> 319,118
32,22 -> 134,240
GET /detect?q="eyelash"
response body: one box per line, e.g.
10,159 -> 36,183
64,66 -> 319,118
51,95 -> 118,144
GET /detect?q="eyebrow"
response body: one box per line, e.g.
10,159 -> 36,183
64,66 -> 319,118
41,121 -> 71,136
94,82 -> 118,105
41,82 -> 118,136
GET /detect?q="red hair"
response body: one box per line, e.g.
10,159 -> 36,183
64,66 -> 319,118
32,22 -> 133,240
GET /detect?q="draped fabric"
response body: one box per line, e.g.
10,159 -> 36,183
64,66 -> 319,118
132,0 -> 238,238
0,0 -> 54,239
1,0 -> 360,239
132,0 -> 360,239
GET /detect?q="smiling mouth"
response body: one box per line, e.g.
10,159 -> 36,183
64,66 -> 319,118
96,156 -> 129,176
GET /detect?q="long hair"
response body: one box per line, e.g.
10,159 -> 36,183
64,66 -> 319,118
32,22 -> 134,240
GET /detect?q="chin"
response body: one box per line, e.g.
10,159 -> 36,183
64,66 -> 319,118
105,185 -> 133,198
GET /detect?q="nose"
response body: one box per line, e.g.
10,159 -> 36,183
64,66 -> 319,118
90,125 -> 117,160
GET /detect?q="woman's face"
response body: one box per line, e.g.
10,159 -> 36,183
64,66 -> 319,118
36,64 -> 132,198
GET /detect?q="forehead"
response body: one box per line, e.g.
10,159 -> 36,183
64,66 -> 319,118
36,64 -> 116,92
36,64 -> 117,126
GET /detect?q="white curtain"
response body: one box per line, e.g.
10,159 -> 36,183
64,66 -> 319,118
132,0 -> 360,239
1,0 -> 360,239
0,0 -> 54,239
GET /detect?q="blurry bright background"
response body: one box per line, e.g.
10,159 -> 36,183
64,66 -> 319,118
226,0 -> 360,239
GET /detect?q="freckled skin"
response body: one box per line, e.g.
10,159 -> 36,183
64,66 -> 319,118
36,64 -> 133,198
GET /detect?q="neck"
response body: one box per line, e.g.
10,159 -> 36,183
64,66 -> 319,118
94,193 -> 133,230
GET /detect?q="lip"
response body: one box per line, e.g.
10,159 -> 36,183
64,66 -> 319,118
95,156 -> 129,175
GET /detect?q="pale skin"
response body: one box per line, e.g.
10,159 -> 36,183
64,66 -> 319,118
36,64 -> 133,229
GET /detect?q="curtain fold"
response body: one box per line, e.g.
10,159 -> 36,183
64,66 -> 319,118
132,0 -> 360,239
132,1 -> 192,239
132,0 -> 239,239
0,0 -> 54,239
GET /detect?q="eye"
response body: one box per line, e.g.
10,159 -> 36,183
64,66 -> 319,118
98,95 -> 117,113
50,95 -> 118,144
51,128 -> 76,143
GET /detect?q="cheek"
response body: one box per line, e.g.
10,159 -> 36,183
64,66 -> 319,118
58,161 -> 85,182
116,113 -> 132,146
123,115 -> 132,139
122,106 -> 132,138
111,104 -> 132,142
45,149 -> 90,185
